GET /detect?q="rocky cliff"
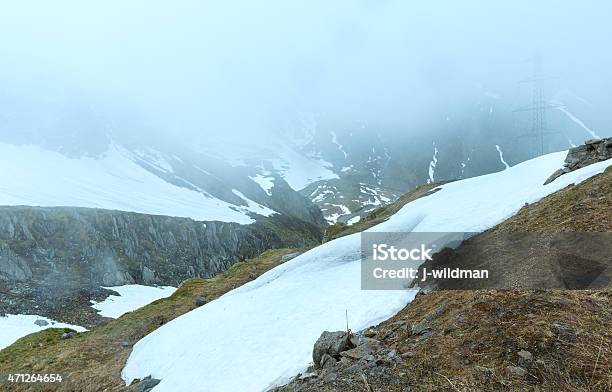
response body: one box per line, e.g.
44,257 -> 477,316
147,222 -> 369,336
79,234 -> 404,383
0,206 -> 321,325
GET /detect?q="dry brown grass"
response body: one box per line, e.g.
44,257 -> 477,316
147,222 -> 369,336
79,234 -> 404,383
382,289 -> 612,391
497,165 -> 612,233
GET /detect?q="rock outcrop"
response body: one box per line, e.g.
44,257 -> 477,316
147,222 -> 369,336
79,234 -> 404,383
312,331 -> 355,368
0,206 -> 321,288
544,137 -> 612,184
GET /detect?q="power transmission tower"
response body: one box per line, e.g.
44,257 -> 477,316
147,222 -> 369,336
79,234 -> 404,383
513,55 -> 561,157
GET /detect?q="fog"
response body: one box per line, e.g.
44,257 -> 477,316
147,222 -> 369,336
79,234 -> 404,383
1,0 -> 611,145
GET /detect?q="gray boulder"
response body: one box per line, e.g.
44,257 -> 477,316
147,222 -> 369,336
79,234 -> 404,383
517,349 -> 533,365
505,365 -> 527,378
139,376 -> 161,392
34,319 -> 49,327
281,252 -> 302,263
195,296 -> 207,307
312,331 -> 355,368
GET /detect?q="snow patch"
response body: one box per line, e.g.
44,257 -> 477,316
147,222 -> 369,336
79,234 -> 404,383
231,190 -> 277,217
91,285 -> 177,319
495,145 -> 510,170
250,175 -> 275,196
346,215 -> 361,225
325,203 -> 351,224
270,145 -> 338,191
427,144 -> 439,184
0,314 -> 86,350
330,131 -> 348,159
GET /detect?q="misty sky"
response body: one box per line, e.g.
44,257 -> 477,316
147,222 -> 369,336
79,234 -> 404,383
1,1 -> 611,142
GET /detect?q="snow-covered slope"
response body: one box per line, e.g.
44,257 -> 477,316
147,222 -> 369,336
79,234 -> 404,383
123,151 -> 612,391
0,142 -> 274,224
91,285 -> 177,319
0,314 -> 86,350
268,142 -> 339,191
194,139 -> 338,192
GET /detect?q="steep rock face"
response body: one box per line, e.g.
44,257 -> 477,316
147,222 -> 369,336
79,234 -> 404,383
0,206 -> 321,325
0,244 -> 33,281
0,206 -> 322,288
267,178 -> 328,227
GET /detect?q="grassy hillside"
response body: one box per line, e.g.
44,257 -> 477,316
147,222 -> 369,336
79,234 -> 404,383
0,248 -> 303,392
277,167 -> 612,391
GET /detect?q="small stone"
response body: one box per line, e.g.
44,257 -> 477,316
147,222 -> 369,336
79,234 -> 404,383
139,376 -> 161,392
505,365 -> 527,378
34,319 -> 49,327
281,252 -> 302,262
299,372 -> 317,380
475,366 -> 494,379
418,329 -> 433,340
411,319 -> 431,335
195,296 -> 207,307
121,341 -> 130,347
517,350 -> 533,365
61,332 -> 77,339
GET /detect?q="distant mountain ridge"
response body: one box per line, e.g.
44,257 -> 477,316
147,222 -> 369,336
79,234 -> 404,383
1,84 -> 607,225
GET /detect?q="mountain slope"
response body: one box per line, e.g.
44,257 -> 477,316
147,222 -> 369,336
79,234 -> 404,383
0,142 -> 271,224
0,249 -> 302,392
278,167 -> 612,392
121,150 -> 612,391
